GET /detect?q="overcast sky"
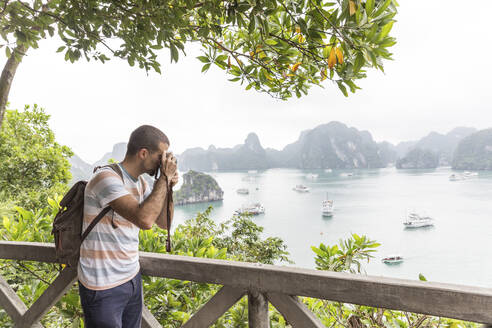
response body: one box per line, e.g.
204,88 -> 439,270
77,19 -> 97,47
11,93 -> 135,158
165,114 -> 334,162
5,0 -> 492,163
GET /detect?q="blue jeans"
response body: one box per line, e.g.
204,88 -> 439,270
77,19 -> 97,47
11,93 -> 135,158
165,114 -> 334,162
78,272 -> 143,328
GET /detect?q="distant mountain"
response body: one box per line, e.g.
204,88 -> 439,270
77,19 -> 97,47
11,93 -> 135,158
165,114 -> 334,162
377,141 -> 398,167
93,142 -> 127,168
69,154 -> 93,182
180,122 -> 387,171
179,133 -> 270,171
452,128 -> 492,170
396,148 -> 439,169
69,142 -> 128,184
272,122 -> 385,169
395,127 -> 476,166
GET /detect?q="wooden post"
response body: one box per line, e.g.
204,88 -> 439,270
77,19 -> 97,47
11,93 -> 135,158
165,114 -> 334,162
248,291 -> 269,328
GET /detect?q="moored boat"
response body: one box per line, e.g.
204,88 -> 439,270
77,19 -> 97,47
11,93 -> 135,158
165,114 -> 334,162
321,199 -> 334,217
292,184 -> 310,192
403,212 -> 434,228
236,188 -> 249,195
235,203 -> 265,215
382,255 -> 404,264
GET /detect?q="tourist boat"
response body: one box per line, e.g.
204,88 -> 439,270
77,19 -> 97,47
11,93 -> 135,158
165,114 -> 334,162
382,255 -> 404,264
306,173 -> 319,179
321,199 -> 334,217
449,174 -> 465,181
403,212 -> 434,228
235,203 -> 265,215
292,184 -> 310,192
236,188 -> 249,195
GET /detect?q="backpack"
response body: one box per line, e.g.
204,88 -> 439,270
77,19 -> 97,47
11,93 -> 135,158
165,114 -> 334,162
52,164 -> 123,266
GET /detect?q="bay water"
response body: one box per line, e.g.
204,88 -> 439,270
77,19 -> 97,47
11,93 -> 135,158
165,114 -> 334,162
174,167 -> 492,288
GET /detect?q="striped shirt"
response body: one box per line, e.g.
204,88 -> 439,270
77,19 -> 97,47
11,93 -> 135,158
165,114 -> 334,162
77,164 -> 151,290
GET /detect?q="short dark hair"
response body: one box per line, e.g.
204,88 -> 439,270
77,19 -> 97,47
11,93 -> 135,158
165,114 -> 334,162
126,125 -> 170,156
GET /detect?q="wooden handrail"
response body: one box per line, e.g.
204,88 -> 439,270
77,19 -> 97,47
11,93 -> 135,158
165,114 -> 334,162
0,241 -> 491,325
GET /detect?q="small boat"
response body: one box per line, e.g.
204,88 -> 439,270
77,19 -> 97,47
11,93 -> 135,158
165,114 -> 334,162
403,212 -> 434,228
292,184 -> 310,192
324,169 -> 333,173
449,174 -> 465,181
236,188 -> 249,195
235,203 -> 265,215
341,172 -> 354,177
247,170 -> 258,174
382,255 -> 404,264
306,173 -> 319,179
321,199 -> 334,217
463,171 -> 478,177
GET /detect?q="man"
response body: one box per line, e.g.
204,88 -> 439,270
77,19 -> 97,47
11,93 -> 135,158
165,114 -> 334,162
78,125 -> 178,328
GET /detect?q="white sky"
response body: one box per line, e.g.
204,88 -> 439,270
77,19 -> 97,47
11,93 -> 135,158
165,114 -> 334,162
5,0 -> 492,163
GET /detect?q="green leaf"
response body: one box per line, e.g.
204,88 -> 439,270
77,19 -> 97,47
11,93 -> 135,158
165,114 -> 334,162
353,52 -> 365,72
419,273 -> 427,281
378,21 -> 394,41
201,63 -> 211,73
373,0 -> 392,17
337,81 -> 348,97
170,43 -> 179,63
56,46 -> 66,53
365,0 -> 375,16
197,56 -> 209,63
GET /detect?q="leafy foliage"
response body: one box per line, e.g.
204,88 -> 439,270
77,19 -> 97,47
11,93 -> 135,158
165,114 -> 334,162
312,233 -> 380,273
0,105 -> 73,209
2,0 -> 398,99
307,234 -> 476,327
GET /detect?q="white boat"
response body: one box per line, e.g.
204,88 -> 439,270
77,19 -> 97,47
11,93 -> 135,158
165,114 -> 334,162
324,169 -> 333,173
235,203 -> 265,215
382,255 -> 404,264
403,212 -> 434,228
306,173 -> 319,179
292,184 -> 310,192
321,199 -> 334,217
247,170 -> 258,174
236,188 -> 249,195
341,172 -> 354,177
449,174 -> 465,181
463,171 -> 478,177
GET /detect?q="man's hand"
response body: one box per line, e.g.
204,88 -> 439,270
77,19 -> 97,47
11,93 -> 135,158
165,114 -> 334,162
161,152 -> 177,179
169,171 -> 179,188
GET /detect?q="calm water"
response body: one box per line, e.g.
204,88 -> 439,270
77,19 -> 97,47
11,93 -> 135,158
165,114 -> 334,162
173,167 -> 492,288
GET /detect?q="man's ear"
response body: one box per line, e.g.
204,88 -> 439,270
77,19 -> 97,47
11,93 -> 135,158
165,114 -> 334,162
137,148 -> 149,160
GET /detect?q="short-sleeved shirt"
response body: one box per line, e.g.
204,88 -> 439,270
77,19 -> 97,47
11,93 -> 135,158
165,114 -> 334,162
77,164 -> 151,290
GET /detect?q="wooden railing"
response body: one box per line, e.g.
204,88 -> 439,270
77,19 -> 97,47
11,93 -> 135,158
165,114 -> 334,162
0,241 -> 491,327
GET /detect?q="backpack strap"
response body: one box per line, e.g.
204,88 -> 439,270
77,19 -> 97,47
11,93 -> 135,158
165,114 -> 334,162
166,182 -> 173,252
81,163 -> 125,243
80,206 -> 112,243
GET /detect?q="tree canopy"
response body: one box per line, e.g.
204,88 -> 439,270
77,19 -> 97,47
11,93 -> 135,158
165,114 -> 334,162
0,0 -> 397,122
0,104 -> 73,209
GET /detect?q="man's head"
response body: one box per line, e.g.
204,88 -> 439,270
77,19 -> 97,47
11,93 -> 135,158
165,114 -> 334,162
125,125 -> 170,176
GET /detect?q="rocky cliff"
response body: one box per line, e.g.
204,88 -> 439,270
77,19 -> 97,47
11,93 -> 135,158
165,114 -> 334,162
395,127 -> 476,166
179,133 -> 270,171
396,148 -> 439,169
452,128 -> 492,170
174,170 -> 224,205
179,122 -> 387,170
